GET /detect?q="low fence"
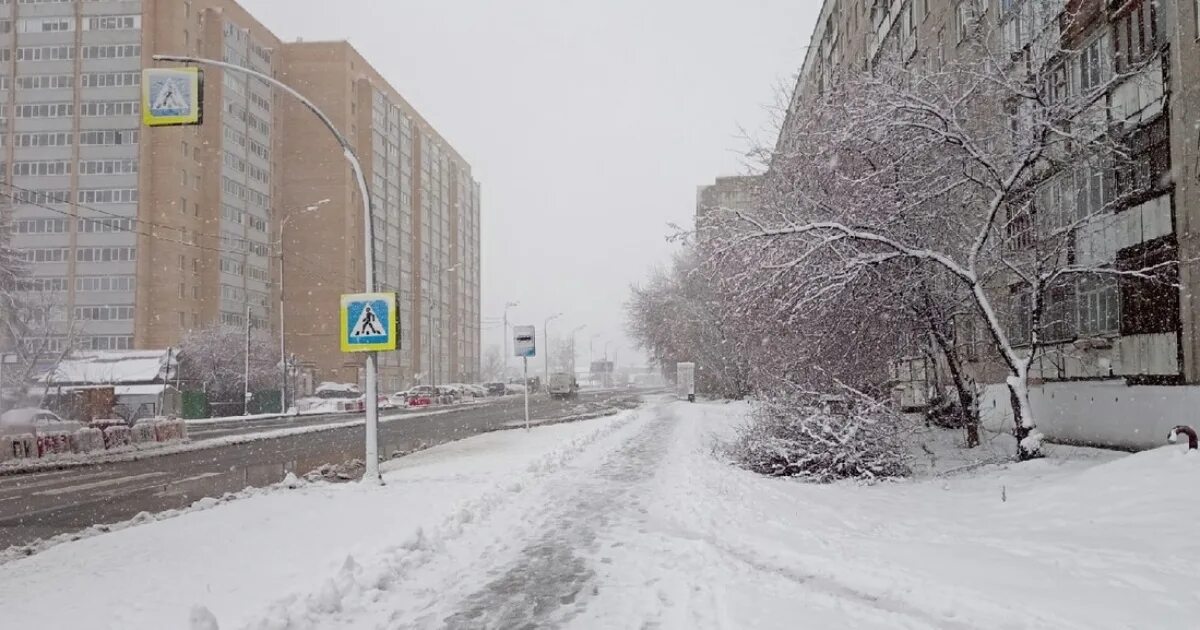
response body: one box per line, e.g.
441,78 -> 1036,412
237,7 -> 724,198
1,418 -> 188,463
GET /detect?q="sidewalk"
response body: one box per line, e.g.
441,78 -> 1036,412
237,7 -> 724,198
0,408 -> 642,630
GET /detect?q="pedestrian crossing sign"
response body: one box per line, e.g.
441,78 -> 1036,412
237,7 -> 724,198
142,67 -> 203,127
340,292 -> 398,353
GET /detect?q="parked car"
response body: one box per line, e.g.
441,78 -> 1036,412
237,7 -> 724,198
389,391 -> 410,407
406,385 -> 438,407
0,408 -> 84,437
504,383 -> 527,395
484,382 -> 507,397
378,395 -> 396,410
314,382 -> 362,399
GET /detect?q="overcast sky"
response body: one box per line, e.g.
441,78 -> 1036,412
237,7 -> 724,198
241,0 -> 818,368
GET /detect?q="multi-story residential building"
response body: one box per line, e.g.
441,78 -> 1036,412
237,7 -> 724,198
696,175 -> 761,221
279,41 -> 481,392
782,0 -> 1200,446
1,1 -> 481,391
2,0 -> 282,353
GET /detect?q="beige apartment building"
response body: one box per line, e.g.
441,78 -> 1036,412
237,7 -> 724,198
3,0 -> 481,391
278,41 -> 481,392
783,0 -> 1200,446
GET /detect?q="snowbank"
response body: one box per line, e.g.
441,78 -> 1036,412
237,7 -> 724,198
0,411 -> 641,629
576,401 -> 1200,629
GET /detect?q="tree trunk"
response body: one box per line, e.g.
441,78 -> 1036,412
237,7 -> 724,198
1008,379 -> 1040,461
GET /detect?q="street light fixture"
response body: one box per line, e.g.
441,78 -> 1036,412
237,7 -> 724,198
152,53 -> 383,484
543,313 -> 562,386
278,199 -> 331,414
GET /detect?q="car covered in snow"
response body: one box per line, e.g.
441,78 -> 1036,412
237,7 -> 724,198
314,382 -> 362,399
0,408 -> 84,437
484,382 -> 507,397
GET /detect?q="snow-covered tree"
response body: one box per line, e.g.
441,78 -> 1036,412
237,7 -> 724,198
480,345 -> 505,382
626,249 -> 751,399
714,13 -> 1172,459
178,323 -> 281,405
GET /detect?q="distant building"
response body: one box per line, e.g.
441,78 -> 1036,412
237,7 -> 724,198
696,175 -> 762,220
0,0 -> 482,392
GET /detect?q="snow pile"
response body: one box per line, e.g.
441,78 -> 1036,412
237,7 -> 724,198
0,410 -> 640,629
577,401 -> 1200,629
727,394 -> 913,482
0,473 -> 315,565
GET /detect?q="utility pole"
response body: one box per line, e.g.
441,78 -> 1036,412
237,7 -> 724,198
277,200 -> 329,416
152,54 -> 383,484
278,236 -> 287,415
544,313 -> 561,387
244,305 -> 252,416
427,300 -> 436,387
570,325 -> 586,377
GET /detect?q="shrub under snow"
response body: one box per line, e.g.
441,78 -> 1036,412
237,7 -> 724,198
727,394 -> 913,483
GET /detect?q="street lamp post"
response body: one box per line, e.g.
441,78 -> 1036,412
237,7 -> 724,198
543,313 -> 562,387
278,200 -> 330,415
569,325 -> 586,376
603,341 -> 616,388
153,54 -> 383,484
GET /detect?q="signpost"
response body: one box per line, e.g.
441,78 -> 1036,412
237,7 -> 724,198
340,292 -> 398,482
148,54 -> 382,484
142,67 -> 203,127
340,292 -> 399,353
514,325 -> 536,430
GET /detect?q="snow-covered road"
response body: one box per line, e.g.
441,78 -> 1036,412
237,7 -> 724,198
2,397 -> 1197,629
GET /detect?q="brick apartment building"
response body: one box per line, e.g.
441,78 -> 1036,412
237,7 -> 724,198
782,0 -> 1200,446
1,0 -> 481,390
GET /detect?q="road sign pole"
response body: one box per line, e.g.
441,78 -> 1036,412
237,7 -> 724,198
523,356 -> 530,431
150,55 -> 384,485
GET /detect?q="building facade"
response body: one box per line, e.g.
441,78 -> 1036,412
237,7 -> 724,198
695,175 -> 761,220
3,1 -> 481,392
279,41 -> 480,392
783,0 -> 1200,446
1,0 -> 281,353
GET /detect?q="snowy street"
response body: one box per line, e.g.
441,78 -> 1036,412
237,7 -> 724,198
2,397 -> 1197,629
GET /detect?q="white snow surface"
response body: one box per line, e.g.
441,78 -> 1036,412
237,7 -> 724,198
1,399 -> 1198,629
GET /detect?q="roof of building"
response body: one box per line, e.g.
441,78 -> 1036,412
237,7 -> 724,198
37,350 -> 177,387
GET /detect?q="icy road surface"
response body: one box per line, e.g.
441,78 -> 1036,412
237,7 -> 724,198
1,397 -> 1198,629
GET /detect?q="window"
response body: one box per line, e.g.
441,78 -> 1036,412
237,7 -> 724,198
76,276 -> 135,292
1042,284 -> 1075,343
78,218 -> 134,233
79,101 -> 140,117
80,71 -> 141,88
1076,35 -> 1109,94
79,129 -> 138,146
75,247 -> 137,263
74,305 -> 135,321
1113,0 -> 1159,72
20,248 -> 70,263
14,102 -> 73,118
1118,242 -> 1179,335
84,15 -> 140,31
16,46 -> 75,61
1075,160 -> 1114,217
18,17 -> 73,33
1077,275 -> 1119,336
77,188 -> 139,204
15,218 -> 68,234
12,160 -> 71,176
1010,289 -> 1031,345
81,44 -> 141,59
17,74 -> 73,90
78,159 -> 138,175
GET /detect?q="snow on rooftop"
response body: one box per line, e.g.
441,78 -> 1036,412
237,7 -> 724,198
38,350 -> 177,386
